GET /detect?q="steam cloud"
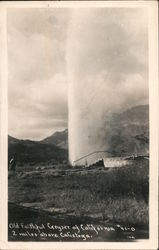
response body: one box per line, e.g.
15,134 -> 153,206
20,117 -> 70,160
67,8 -> 148,165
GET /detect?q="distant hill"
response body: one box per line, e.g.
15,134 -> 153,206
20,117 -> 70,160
8,135 -> 21,144
42,105 -> 148,157
8,136 -> 68,165
40,129 -> 68,149
104,105 -> 149,156
8,105 -> 149,165
8,135 -> 36,145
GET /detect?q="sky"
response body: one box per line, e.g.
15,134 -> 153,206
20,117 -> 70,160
8,8 -> 69,140
8,7 -> 148,141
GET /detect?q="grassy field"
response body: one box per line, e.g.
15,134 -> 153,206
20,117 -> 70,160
8,158 -> 149,231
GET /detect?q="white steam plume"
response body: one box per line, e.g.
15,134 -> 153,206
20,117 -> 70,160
66,8 -> 148,165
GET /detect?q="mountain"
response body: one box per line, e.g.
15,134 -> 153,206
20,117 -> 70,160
8,135 -> 20,144
112,105 -> 148,125
43,105 -> 148,157
8,136 -> 68,165
103,105 -> 149,156
40,129 -> 68,149
8,105 -> 149,165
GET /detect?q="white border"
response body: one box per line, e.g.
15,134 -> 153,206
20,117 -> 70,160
0,1 -> 158,250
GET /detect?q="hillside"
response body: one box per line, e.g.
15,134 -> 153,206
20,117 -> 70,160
40,129 -> 68,149
104,105 -> 149,156
8,105 -> 149,164
8,135 -> 21,144
8,136 -> 68,165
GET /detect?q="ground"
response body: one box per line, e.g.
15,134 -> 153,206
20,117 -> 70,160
8,158 -> 149,241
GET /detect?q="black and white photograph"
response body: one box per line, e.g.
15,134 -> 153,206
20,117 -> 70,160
0,1 -> 158,249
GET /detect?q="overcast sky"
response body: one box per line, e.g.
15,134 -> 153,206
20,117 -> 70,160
8,8 -> 148,141
8,8 -> 69,140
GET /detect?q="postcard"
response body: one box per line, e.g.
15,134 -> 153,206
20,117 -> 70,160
0,1 -> 158,249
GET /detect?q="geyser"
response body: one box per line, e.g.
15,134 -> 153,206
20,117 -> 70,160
67,8 -> 148,166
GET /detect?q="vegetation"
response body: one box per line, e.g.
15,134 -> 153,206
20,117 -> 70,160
8,158 -> 149,228
8,141 -> 68,164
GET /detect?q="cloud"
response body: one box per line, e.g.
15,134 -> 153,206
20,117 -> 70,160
8,28 -> 66,82
67,8 -> 148,78
8,8 -> 69,139
9,73 -> 68,140
7,8 -> 69,40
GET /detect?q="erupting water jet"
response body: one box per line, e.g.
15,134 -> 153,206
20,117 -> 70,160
67,8 -> 148,166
